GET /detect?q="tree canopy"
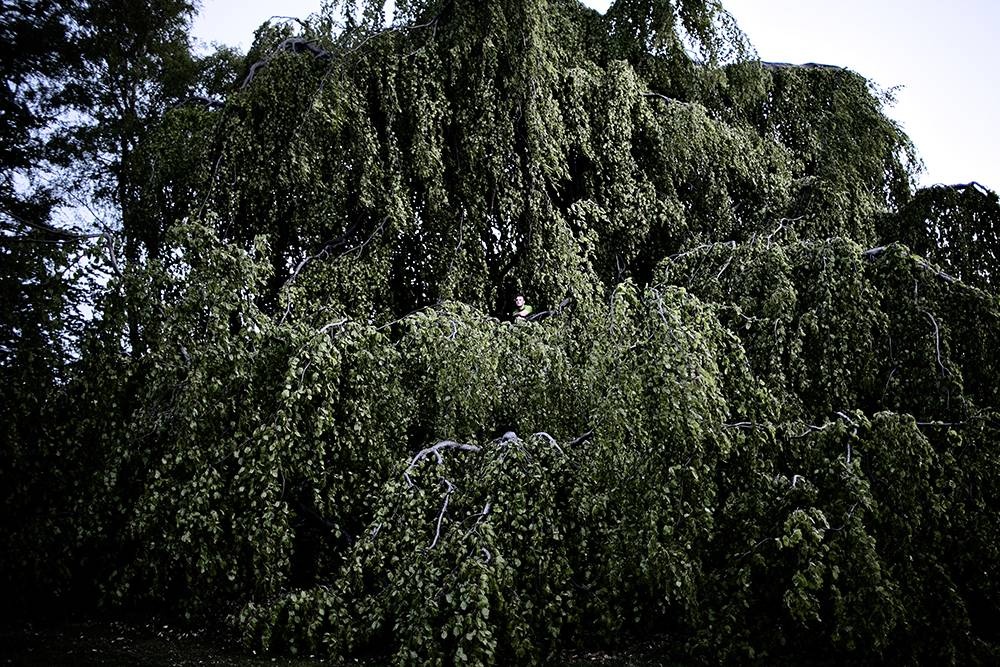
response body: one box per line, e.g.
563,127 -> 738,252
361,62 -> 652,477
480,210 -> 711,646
3,0 -> 1000,663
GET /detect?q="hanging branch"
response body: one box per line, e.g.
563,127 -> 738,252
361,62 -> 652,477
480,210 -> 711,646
666,240 -> 737,263
759,61 -> 845,71
277,217 -> 387,326
765,215 -> 806,248
460,501 -> 492,541
921,310 -> 948,377
916,259 -> 958,284
167,94 -> 224,111
532,432 -> 565,456
242,11 -> 446,91
835,411 -> 860,464
793,423 -> 829,439
835,411 -> 857,427
943,181 -> 993,197
445,209 -> 465,279
863,244 -> 959,283
526,297 -> 572,322
404,440 -> 481,488
428,478 -> 455,549
281,222 -> 360,292
317,318 -> 349,336
1,208 -> 103,242
242,37 -> 334,89
827,502 -> 861,533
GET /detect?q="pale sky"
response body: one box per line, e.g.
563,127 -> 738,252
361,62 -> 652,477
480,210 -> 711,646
193,0 -> 999,191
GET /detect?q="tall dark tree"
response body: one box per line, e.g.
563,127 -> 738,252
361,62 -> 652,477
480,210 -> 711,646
0,0 -> 237,613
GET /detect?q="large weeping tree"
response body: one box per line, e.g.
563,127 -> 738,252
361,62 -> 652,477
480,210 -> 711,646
7,0 -> 1000,663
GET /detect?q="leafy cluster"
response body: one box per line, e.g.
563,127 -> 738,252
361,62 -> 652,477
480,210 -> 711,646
3,0 -> 1000,664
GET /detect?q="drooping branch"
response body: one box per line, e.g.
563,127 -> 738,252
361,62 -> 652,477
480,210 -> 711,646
428,478 -> 455,550
277,217 -> 387,325
724,421 -> 756,429
460,501 -> 492,542
759,61 -> 845,72
793,423 -> 829,439
939,181 -> 993,196
764,216 -> 806,248
283,222 -> 360,288
242,37 -> 333,89
666,240 -> 737,263
404,440 -> 481,488
920,309 -> 948,377
532,432 -> 565,456
317,318 -> 349,336
641,91 -> 681,105
167,94 -> 224,111
863,244 -> 959,284
526,297 -> 572,322
1,208 -> 103,242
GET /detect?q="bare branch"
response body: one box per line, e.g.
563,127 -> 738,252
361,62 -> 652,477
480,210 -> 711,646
793,423 -> 828,439
532,431 -> 565,456
1,207 -> 103,241
277,218 -> 385,326
862,245 -> 887,259
242,37 -> 334,89
760,61 -> 845,71
428,478 -> 455,550
736,537 -> 772,559
284,222 -> 360,287
863,244 -> 959,284
318,318 -> 349,335
525,297 -> 573,322
828,502 -> 860,532
921,310 -> 948,377
461,501 -> 492,542
404,440 -> 481,487
103,231 -> 123,278
916,258 -> 958,284
835,411 -> 857,427
765,215 -> 805,248
642,91 -> 679,105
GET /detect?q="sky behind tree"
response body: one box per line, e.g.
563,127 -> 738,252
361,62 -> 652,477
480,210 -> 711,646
193,0 -> 1000,191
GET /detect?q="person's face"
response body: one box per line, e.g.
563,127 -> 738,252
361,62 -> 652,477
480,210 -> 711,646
515,295 -> 525,308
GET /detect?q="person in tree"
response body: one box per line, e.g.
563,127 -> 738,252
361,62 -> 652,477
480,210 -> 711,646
512,295 -> 533,320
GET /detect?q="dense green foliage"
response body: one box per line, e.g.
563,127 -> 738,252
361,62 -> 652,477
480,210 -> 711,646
3,0 -> 1000,663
